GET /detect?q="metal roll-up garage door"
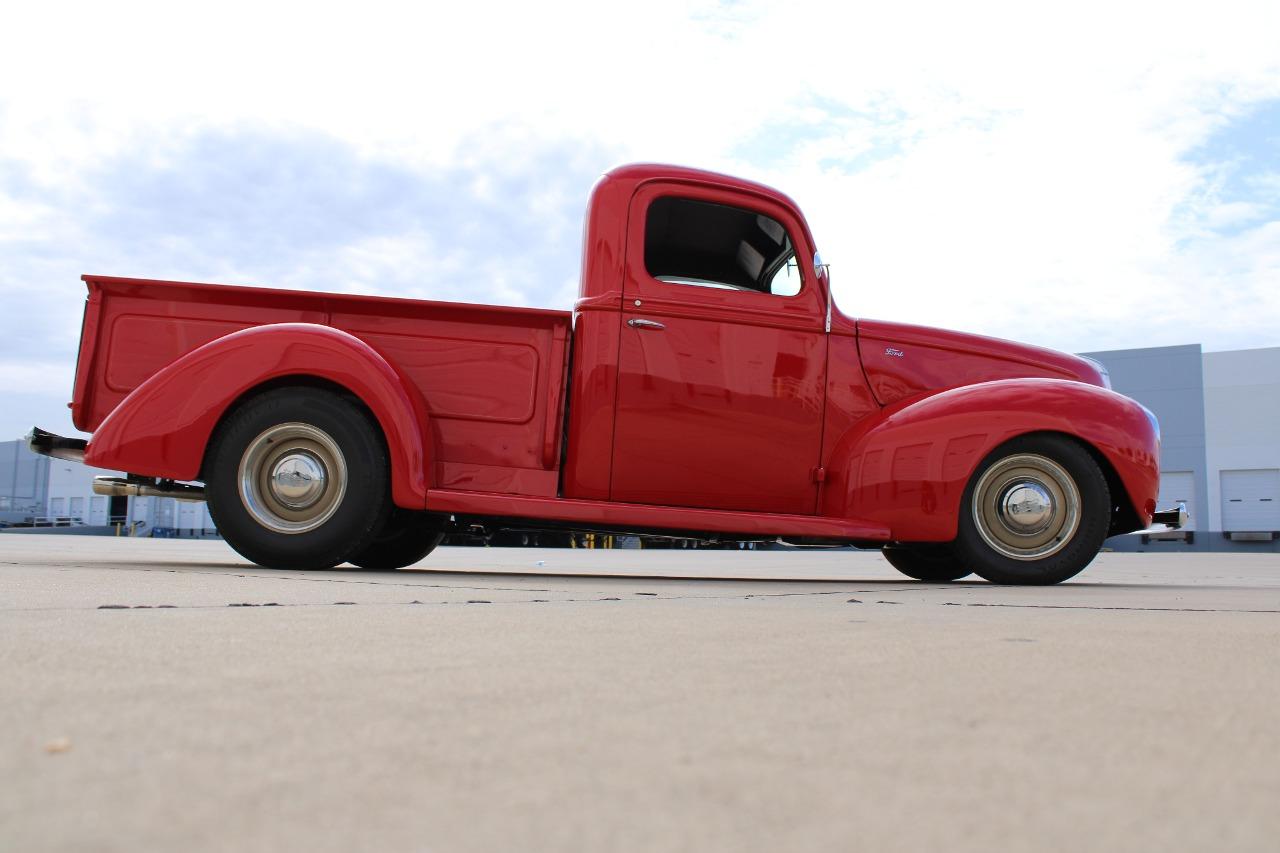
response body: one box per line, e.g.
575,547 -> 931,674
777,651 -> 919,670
1221,469 -> 1280,533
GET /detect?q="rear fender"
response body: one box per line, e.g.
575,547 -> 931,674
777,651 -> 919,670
821,379 -> 1159,541
83,323 -> 431,508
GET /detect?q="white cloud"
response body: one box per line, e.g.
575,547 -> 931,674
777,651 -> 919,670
724,1 -> 1280,352
2,0 -> 1280,438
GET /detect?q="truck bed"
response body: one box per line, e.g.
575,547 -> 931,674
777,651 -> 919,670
73,276 -> 572,496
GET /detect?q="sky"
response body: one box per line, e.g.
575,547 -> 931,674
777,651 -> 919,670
2,0 -> 1279,441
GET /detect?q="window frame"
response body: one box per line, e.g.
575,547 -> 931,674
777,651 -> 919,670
623,181 -> 825,329
642,195 -> 802,299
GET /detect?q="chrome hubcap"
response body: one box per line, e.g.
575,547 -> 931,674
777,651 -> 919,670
972,453 -> 1080,561
268,453 -> 327,509
999,482 -> 1054,533
238,423 -> 347,535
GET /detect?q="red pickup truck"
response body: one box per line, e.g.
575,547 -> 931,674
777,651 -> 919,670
30,164 -> 1171,584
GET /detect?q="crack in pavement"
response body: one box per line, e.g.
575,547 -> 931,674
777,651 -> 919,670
938,601 -> 1280,614
3,587 -> 879,613
13,563 -> 559,594
10,561 -> 943,591
13,561 -> 1279,595
5,586 -> 1278,614
18,563 -> 900,595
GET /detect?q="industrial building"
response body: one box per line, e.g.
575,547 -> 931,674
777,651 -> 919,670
1086,344 -> 1279,552
0,439 -> 216,536
0,439 -> 49,526
3,344 -> 1276,548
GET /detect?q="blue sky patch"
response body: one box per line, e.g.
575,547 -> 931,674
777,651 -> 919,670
1184,98 -> 1280,234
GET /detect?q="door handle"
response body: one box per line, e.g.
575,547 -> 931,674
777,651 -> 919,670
627,318 -> 666,331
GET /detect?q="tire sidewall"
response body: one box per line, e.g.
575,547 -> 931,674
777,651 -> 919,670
205,387 -> 391,569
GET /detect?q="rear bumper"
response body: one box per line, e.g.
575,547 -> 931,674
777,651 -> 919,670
26,427 -> 87,464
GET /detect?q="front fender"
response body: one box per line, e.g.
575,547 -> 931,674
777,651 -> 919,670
83,323 -> 431,508
822,379 -> 1159,541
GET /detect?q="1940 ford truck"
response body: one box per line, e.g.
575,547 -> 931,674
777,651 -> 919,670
29,164 -> 1180,584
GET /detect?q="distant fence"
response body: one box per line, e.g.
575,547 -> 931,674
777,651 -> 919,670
149,527 -> 220,539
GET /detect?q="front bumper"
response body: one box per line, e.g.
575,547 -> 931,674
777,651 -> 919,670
1150,502 -> 1189,530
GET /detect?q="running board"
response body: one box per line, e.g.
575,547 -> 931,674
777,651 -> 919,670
425,488 -> 891,542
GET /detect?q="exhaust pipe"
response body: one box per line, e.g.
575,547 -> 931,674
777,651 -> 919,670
93,477 -> 206,503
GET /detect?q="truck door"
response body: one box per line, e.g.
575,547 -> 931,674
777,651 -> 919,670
609,184 -> 827,515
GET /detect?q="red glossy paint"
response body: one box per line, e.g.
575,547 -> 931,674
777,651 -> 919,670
820,378 -> 1160,539
611,179 -> 828,513
819,317 -> 881,497
424,488 -> 890,541
84,323 -> 433,508
77,275 -> 572,501
64,164 -> 1161,547
857,318 -> 1106,406
561,292 -> 622,500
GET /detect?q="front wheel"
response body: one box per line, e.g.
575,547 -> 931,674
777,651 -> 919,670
205,387 -> 392,570
954,434 -> 1110,585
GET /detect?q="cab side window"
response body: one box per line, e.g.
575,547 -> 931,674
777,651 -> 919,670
644,197 -> 800,297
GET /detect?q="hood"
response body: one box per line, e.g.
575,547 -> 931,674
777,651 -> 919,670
856,319 -> 1108,407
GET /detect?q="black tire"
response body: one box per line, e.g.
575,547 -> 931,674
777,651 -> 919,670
882,545 -> 972,582
348,510 -> 447,570
954,434 -> 1109,585
205,387 -> 391,570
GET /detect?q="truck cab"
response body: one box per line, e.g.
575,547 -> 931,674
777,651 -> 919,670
566,165 -> 835,514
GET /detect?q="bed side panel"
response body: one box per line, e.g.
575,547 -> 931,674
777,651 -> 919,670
78,276 -> 572,497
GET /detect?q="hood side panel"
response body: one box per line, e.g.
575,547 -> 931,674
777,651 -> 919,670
856,319 -> 1102,406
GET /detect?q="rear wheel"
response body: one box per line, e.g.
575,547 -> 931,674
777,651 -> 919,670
881,545 -> 972,582
954,434 -> 1109,585
205,387 -> 391,570
348,510 -> 447,570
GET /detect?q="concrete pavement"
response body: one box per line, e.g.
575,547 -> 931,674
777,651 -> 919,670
2,536 -> 1278,852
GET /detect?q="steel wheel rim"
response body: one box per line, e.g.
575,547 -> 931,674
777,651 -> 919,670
972,453 -> 1080,561
238,423 -> 347,534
